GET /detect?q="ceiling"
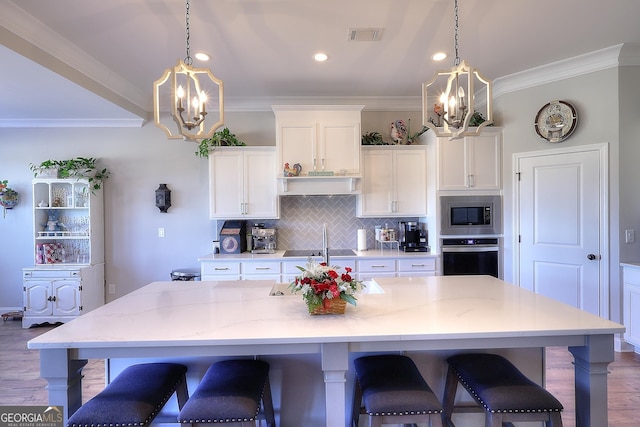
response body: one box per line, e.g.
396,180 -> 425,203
2,0 -> 640,127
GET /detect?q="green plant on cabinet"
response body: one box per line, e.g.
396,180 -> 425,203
196,127 -> 247,158
29,157 -> 110,193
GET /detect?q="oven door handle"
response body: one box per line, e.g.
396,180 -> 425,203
441,246 -> 499,253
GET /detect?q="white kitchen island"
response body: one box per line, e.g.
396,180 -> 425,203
28,275 -> 623,427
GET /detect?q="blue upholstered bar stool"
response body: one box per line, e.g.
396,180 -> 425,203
178,359 -> 275,427
443,353 -> 563,427
67,362 -> 189,427
352,354 -> 444,427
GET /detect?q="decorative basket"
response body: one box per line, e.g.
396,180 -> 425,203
308,298 -> 347,315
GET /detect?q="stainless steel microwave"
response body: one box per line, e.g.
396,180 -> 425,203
440,195 -> 502,235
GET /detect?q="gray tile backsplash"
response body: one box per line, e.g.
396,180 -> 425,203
216,195 -> 423,251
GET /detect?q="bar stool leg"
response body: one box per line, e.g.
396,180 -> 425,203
262,376 -> 276,427
352,380 -> 363,427
442,365 -> 458,426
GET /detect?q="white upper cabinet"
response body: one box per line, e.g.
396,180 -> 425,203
209,147 -> 279,219
273,105 -> 363,176
357,146 -> 427,217
434,128 -> 502,191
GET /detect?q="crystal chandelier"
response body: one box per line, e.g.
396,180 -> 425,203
153,0 -> 224,141
422,0 -> 493,139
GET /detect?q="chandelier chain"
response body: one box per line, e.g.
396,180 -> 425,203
453,0 -> 460,66
184,0 -> 192,66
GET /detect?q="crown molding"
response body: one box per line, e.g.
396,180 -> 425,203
225,96 -> 422,112
0,118 -> 146,128
493,44 -> 630,97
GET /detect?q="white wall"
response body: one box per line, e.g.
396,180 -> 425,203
0,112 -> 278,308
495,65 -> 640,324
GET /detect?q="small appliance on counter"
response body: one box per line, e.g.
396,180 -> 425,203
399,221 -> 429,252
219,220 -> 247,254
251,223 -> 277,254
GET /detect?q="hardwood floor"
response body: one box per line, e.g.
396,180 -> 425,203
2,318 -> 639,426
0,318 -> 104,406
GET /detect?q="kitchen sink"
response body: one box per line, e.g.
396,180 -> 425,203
282,249 -> 356,257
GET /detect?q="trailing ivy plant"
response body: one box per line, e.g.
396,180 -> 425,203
29,157 -> 110,193
196,127 -> 246,158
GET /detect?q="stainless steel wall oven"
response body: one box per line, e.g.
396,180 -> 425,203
441,238 -> 500,278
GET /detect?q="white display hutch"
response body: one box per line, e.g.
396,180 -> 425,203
22,178 -> 105,328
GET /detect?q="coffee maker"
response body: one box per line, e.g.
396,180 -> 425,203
399,221 -> 428,252
251,224 -> 277,254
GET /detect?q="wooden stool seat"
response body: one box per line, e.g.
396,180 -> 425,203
352,354 -> 443,427
443,353 -> 563,427
178,359 -> 275,427
67,362 -> 188,427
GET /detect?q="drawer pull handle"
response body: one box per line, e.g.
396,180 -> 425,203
371,265 -> 387,268
214,267 -> 230,271
255,267 -> 271,270
411,264 -> 426,267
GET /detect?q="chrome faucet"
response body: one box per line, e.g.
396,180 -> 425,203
322,223 -> 330,265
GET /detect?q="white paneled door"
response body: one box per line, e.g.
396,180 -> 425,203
516,144 -> 608,316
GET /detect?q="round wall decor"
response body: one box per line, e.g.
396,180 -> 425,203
534,100 -> 578,143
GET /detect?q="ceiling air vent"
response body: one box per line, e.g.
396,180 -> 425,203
348,28 -> 383,41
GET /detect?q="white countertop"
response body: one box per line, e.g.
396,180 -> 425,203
621,262 -> 640,268
197,249 -> 437,261
28,275 -> 623,350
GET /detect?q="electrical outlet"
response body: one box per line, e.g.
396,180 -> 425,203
108,284 -> 116,294
626,229 -> 635,244
158,227 -> 165,238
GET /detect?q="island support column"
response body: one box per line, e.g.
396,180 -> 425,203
321,342 -> 349,427
39,348 -> 87,424
569,334 -> 615,427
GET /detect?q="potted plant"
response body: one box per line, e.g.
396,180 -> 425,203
361,131 -> 386,145
0,180 -> 19,218
196,127 -> 246,158
29,157 -> 110,192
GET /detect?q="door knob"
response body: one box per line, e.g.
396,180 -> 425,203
587,253 -> 599,260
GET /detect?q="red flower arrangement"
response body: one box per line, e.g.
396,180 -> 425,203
289,260 -> 364,314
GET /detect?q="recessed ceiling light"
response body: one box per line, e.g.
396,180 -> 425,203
314,52 -> 328,62
432,52 -> 447,61
195,52 -> 210,61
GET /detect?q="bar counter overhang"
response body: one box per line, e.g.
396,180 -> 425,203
28,275 -> 624,427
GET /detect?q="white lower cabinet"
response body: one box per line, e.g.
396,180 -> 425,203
397,258 -> 437,276
22,265 -> 104,328
201,261 -> 241,281
201,256 -> 439,283
356,259 -> 397,281
282,260 -> 305,284
24,280 -> 80,317
623,264 -> 640,348
241,261 -> 281,281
